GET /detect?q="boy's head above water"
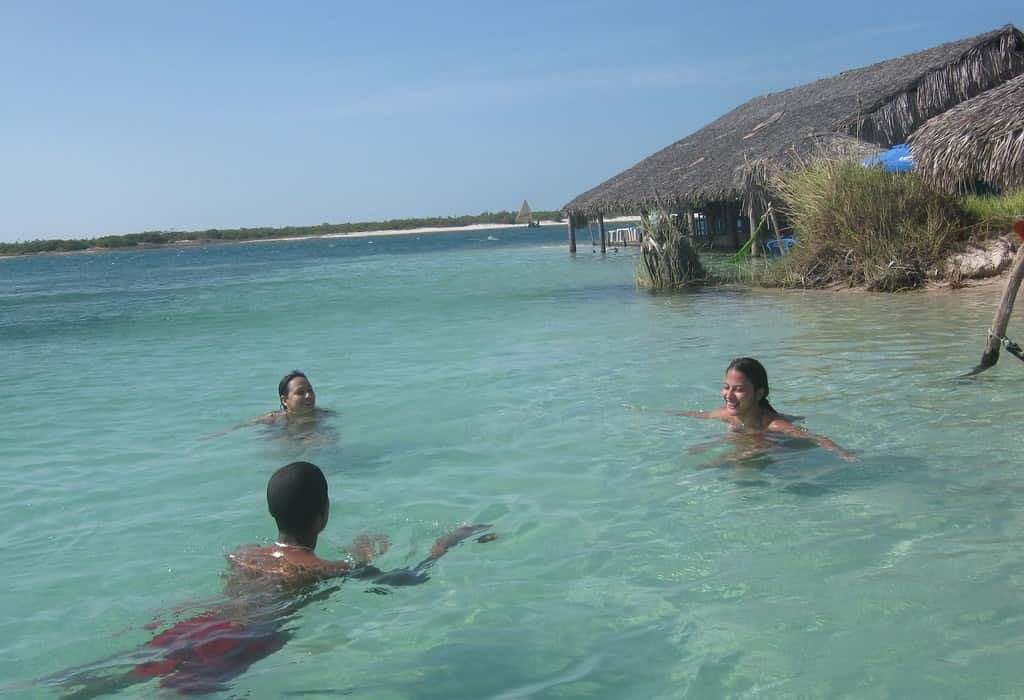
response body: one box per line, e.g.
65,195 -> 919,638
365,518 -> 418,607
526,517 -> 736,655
267,461 -> 329,538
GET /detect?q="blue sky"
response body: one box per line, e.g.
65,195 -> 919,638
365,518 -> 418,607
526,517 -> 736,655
0,1 -> 1020,242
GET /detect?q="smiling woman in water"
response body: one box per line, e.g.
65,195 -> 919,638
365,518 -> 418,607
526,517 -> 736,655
203,371 -> 336,443
253,371 -> 334,426
679,357 -> 856,462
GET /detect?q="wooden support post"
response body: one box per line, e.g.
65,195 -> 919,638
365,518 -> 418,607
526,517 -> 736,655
970,225 -> 1024,375
767,205 -> 786,256
748,200 -> 760,258
599,214 -> 607,254
568,216 -> 577,253
727,202 -> 741,250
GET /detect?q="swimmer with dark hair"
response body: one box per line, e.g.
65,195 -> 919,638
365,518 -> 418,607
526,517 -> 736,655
45,462 -> 492,696
253,370 -> 335,426
203,371 -> 336,442
229,461 -> 489,583
680,357 -> 856,462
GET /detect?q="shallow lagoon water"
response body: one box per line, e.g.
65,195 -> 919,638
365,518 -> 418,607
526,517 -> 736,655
3,226 -> 1024,698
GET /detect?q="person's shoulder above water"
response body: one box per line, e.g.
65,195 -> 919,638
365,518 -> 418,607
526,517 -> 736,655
226,542 -> 353,583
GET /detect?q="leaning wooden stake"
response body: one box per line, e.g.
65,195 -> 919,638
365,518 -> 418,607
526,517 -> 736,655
969,220 -> 1024,375
766,202 -> 786,255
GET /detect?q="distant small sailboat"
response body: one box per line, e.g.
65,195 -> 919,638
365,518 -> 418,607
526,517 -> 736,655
515,199 -> 540,228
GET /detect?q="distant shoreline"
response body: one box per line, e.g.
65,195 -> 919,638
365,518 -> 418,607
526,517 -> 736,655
0,217 -> 641,261
248,217 -> 642,244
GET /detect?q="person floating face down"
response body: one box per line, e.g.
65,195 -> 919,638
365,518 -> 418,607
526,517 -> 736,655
47,462 -> 493,696
679,357 -> 856,463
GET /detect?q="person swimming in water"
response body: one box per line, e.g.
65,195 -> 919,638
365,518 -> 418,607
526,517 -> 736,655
253,370 -> 335,427
680,357 -> 856,463
46,462 -> 492,696
204,371 -> 336,443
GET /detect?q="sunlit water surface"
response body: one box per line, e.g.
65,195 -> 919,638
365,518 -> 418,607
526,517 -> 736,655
2,226 -> 1023,698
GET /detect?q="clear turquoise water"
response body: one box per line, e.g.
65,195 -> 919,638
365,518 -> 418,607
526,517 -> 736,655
3,227 -> 1024,698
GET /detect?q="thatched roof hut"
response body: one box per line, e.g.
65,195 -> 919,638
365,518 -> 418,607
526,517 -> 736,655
563,25 -> 1024,219
909,72 -> 1024,191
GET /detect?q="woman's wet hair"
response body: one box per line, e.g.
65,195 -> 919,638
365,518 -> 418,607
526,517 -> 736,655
727,357 -> 775,411
278,370 -> 309,402
267,461 -> 328,533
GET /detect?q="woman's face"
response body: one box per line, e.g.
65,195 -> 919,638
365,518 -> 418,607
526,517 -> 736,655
281,376 -> 316,414
722,368 -> 762,417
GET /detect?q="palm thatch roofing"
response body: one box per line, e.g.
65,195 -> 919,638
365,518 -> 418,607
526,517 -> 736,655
563,24 -> 1024,217
909,71 -> 1024,191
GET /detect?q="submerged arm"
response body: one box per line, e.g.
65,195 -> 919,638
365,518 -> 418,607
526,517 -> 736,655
675,407 -> 727,419
353,525 -> 494,587
768,419 -> 857,462
199,412 -> 282,441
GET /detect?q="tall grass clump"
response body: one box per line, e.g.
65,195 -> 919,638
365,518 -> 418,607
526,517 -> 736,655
635,211 -> 707,289
963,189 -> 1024,235
774,159 -> 971,290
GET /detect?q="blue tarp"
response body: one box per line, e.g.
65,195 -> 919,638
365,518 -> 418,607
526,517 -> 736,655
862,144 -> 914,172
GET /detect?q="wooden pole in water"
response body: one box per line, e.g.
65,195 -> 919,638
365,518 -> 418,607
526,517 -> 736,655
568,216 -> 577,253
970,220 -> 1024,375
599,214 -> 607,254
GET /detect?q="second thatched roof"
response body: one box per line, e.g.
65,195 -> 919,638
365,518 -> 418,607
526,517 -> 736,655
563,25 -> 1024,217
909,72 -> 1024,191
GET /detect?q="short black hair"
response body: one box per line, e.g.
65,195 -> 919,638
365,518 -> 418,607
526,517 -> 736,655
267,461 -> 328,533
278,370 -> 309,399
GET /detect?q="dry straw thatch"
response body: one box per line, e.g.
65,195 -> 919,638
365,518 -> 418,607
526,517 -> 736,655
563,25 -> 1024,217
909,72 -> 1024,191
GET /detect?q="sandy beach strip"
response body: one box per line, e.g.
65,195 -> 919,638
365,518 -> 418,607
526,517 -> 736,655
244,216 -> 641,245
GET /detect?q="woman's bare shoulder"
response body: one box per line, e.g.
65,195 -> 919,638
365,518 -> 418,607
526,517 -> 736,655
252,410 -> 285,425
765,415 -> 804,434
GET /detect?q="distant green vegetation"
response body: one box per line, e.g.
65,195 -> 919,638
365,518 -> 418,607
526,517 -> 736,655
0,210 -> 565,257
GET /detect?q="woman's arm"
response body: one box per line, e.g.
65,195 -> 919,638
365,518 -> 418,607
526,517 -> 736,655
675,407 -> 727,419
768,419 -> 857,462
198,411 -> 283,441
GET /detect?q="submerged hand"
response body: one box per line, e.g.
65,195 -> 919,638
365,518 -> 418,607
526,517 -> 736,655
428,524 -> 491,559
345,533 -> 389,564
